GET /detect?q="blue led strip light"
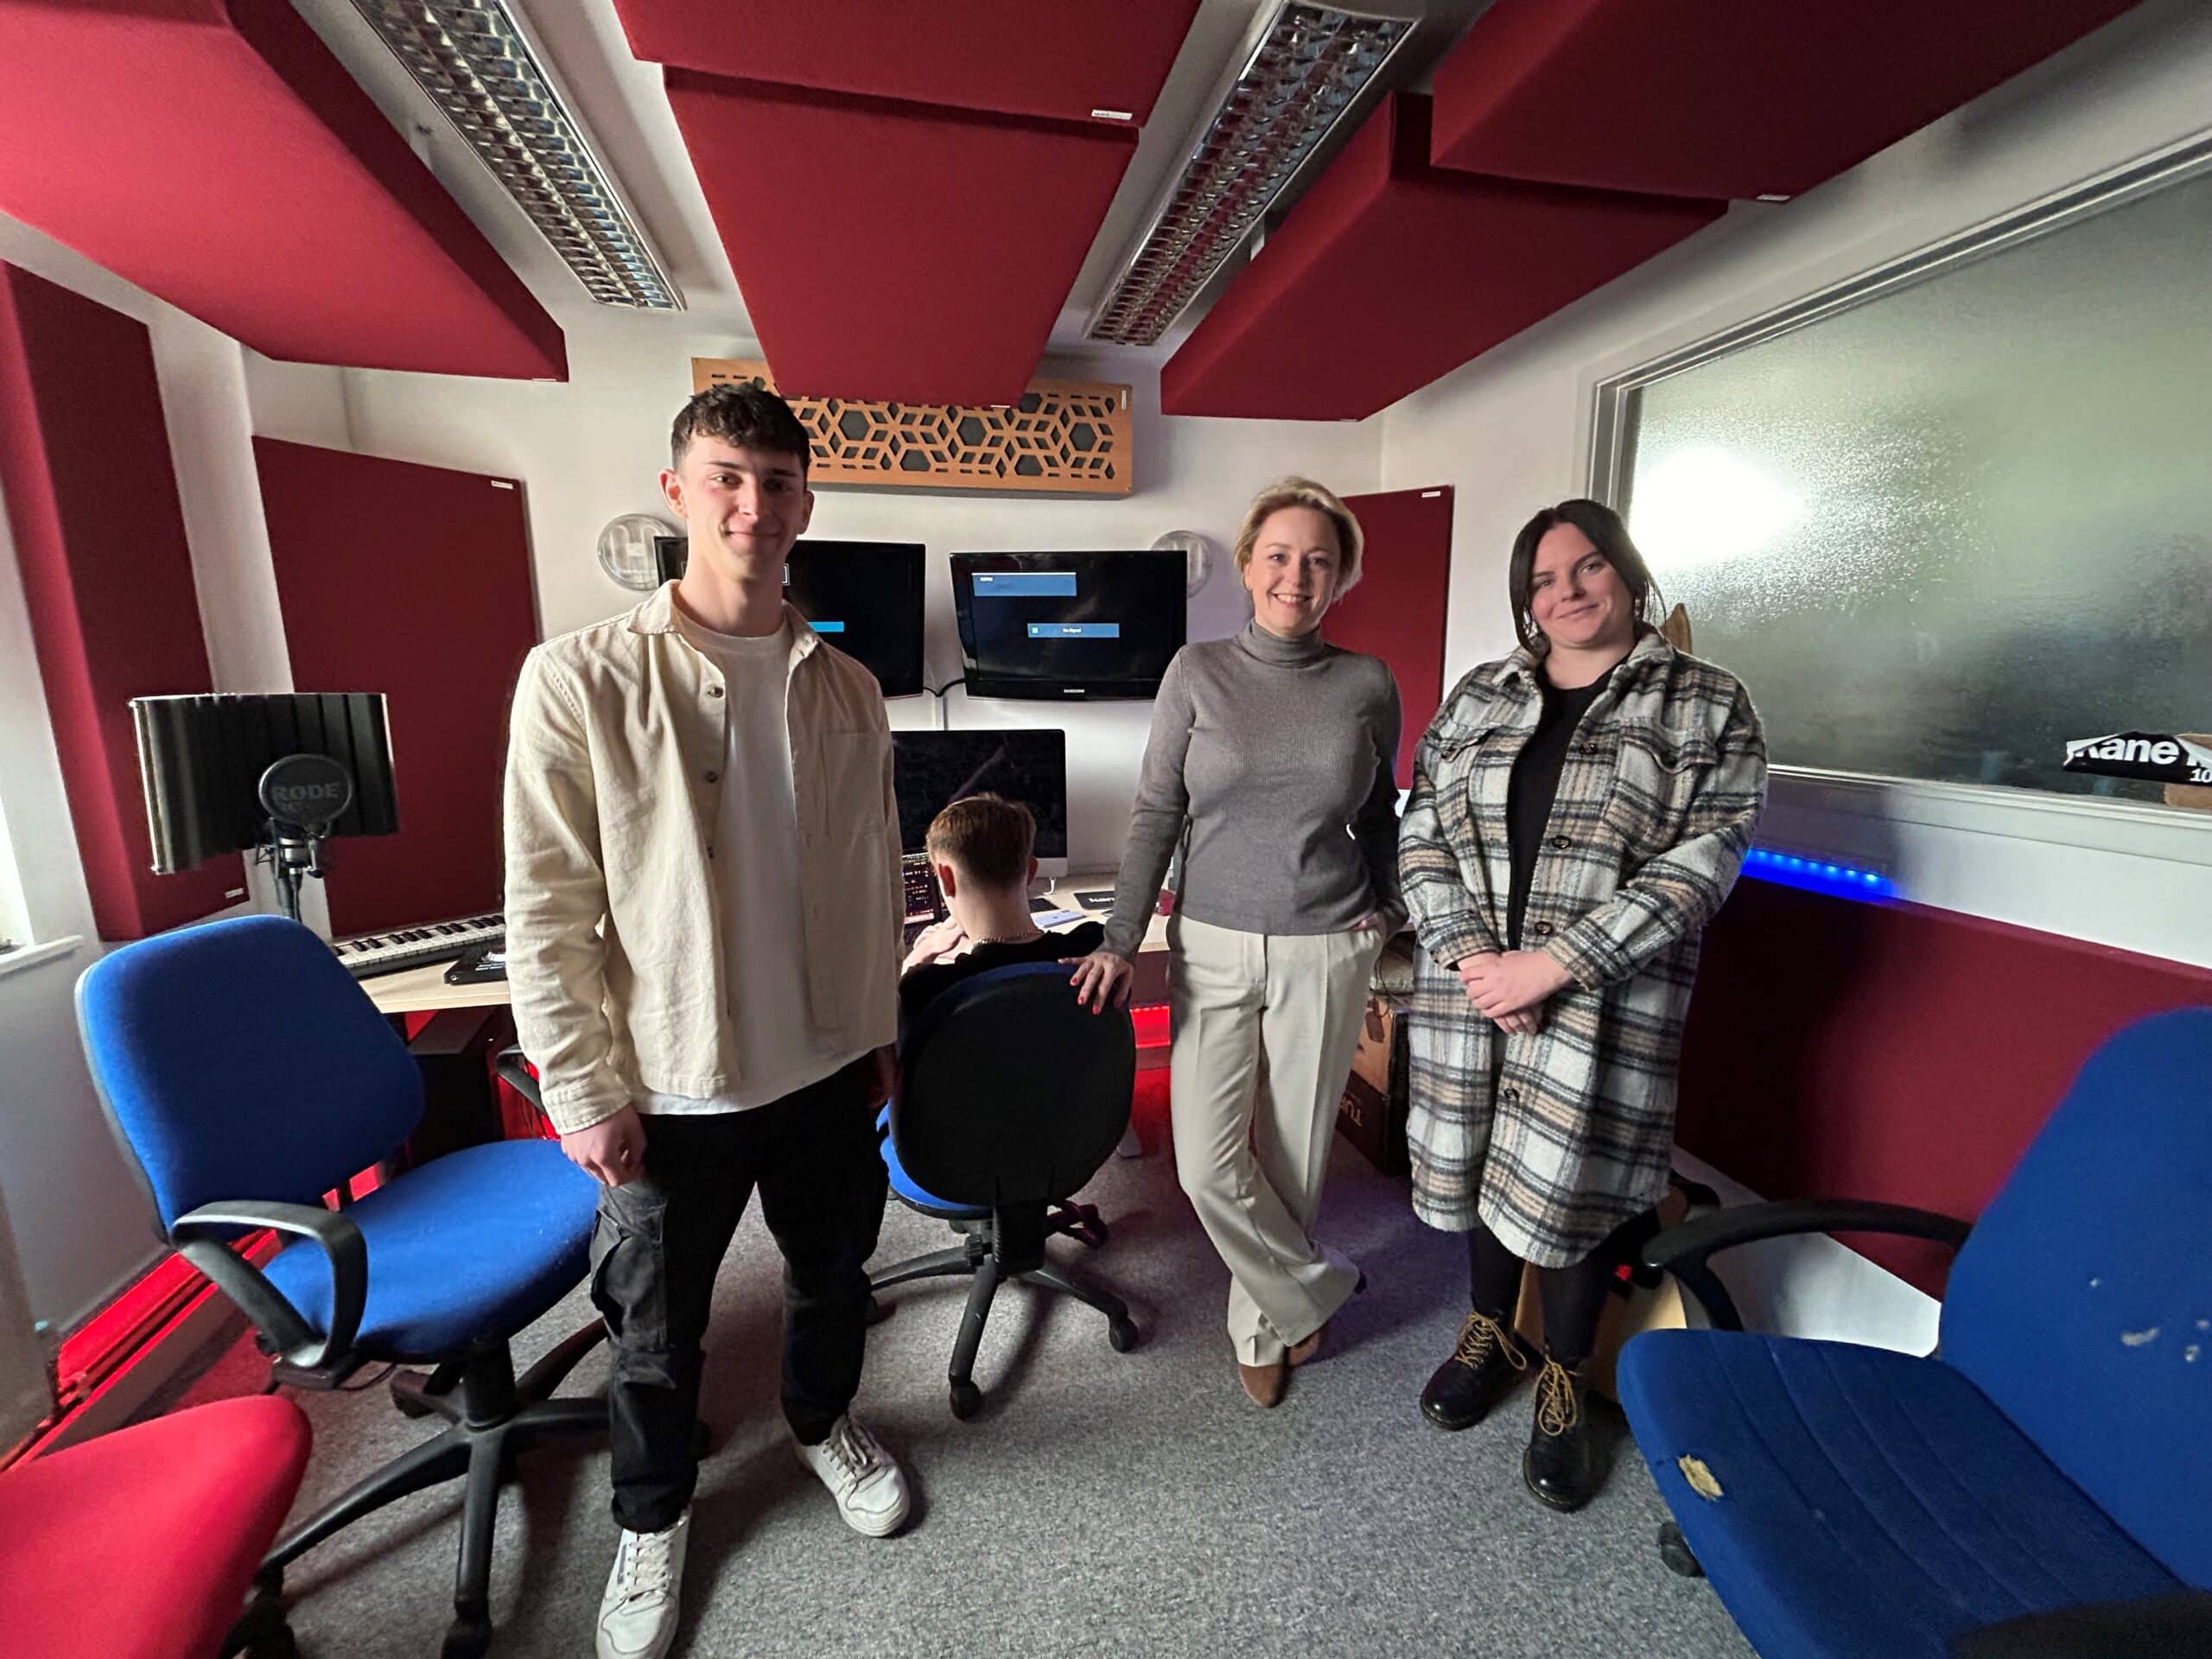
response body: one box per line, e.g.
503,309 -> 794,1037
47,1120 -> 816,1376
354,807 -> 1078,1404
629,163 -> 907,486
1740,847 -> 1897,900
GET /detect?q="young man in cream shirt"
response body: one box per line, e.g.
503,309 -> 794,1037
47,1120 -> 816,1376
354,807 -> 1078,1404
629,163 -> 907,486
504,385 -> 908,1659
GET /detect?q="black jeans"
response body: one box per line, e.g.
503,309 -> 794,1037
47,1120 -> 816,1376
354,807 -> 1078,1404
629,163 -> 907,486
1465,1211 -> 1649,1368
588,1058 -> 887,1534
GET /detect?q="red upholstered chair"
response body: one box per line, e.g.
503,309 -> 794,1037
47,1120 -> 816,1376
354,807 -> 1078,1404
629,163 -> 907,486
0,1395 -> 311,1659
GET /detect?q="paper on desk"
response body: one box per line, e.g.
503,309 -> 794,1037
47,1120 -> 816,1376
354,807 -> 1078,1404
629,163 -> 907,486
1035,908 -> 1087,929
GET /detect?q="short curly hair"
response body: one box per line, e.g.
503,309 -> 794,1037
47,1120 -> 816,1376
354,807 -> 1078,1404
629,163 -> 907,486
1230,478 -> 1365,601
670,383 -> 811,473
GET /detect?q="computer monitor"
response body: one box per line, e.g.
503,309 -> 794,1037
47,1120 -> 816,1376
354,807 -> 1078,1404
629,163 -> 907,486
653,535 -> 926,697
950,550 -> 1185,700
891,728 -> 1070,879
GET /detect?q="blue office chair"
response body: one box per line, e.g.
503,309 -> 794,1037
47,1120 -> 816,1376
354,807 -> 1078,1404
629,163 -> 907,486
869,962 -> 1141,1419
77,915 -> 606,1659
1617,1007 -> 2212,1659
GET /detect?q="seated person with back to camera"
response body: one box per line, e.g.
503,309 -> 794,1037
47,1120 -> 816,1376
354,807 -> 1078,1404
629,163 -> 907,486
898,792 -> 1104,1035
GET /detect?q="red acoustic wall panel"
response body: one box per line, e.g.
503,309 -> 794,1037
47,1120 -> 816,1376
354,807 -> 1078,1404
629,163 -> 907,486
1428,0 -> 2145,201
1678,880 -> 2212,1295
0,0 -> 564,380
1332,486 -> 1453,787
665,73 -> 1138,407
0,265 -> 241,938
614,0 -> 1198,126
253,440 -> 537,936
1161,97 -> 1719,422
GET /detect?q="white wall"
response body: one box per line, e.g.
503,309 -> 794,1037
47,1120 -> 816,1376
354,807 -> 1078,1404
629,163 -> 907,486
332,323 -> 1384,870
1373,0 -> 2212,1344
1378,0 -> 2212,968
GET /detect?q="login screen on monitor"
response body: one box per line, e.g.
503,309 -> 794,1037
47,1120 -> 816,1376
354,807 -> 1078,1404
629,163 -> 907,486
951,551 -> 1184,699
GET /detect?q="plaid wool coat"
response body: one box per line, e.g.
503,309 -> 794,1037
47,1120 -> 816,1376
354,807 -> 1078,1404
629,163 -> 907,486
1399,631 -> 1767,1267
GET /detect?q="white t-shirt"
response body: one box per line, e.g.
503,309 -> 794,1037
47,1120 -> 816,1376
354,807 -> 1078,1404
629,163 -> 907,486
640,616 -> 868,1114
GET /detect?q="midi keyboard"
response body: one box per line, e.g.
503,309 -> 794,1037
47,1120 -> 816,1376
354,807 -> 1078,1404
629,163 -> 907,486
331,912 -> 503,980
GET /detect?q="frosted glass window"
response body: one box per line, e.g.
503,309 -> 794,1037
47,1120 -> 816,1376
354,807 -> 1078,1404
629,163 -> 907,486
1616,165 -> 2212,804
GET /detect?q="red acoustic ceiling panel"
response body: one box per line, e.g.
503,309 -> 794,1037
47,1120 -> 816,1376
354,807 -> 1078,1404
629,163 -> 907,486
1429,0 -> 2146,201
1332,486 -> 1454,788
1162,97 -> 1720,422
0,0 -> 564,380
614,0 -> 1198,126
254,440 -> 538,936
0,265 -> 242,939
666,73 -> 1137,407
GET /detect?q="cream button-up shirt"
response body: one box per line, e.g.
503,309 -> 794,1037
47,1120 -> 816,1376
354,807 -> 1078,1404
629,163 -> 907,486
502,583 -> 901,1134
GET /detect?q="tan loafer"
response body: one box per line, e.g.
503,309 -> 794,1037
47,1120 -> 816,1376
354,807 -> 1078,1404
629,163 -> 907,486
1287,1321 -> 1328,1369
1237,1359 -> 1287,1408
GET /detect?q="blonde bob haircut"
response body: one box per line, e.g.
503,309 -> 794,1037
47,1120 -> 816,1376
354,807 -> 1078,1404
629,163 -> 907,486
1231,477 -> 1366,601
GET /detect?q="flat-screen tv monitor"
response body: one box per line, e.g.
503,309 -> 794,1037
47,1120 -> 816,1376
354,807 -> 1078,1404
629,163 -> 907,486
950,550 -> 1184,700
892,728 -> 1070,878
653,536 -> 925,697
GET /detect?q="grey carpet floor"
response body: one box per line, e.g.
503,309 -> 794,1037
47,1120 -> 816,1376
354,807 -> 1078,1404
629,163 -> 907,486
177,1090 -> 1753,1659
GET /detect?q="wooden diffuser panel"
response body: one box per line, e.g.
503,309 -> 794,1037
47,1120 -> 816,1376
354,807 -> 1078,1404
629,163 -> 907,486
691,358 -> 1132,495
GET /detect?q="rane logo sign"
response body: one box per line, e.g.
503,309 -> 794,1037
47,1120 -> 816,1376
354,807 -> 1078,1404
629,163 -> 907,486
2063,730 -> 2212,785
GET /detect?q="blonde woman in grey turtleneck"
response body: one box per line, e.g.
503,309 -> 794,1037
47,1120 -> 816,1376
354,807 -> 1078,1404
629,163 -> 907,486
1070,479 -> 1404,1409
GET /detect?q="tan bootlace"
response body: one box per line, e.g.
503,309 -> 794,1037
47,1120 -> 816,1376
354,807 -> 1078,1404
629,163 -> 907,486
1535,1359 -> 1584,1437
1452,1310 -> 1529,1374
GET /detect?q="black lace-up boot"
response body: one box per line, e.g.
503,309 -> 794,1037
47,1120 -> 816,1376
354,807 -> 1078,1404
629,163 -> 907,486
1420,1308 -> 1532,1431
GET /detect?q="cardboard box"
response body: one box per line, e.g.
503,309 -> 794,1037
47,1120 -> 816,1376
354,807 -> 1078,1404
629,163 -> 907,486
1337,994 -> 1410,1177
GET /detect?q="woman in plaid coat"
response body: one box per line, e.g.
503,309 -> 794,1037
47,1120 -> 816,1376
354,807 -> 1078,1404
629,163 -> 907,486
1399,499 -> 1766,1512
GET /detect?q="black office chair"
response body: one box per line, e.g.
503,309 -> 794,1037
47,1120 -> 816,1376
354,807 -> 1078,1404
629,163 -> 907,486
869,962 -> 1141,1419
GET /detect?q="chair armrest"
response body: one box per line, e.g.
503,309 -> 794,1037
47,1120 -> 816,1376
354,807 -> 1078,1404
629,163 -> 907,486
169,1199 -> 367,1372
1644,1200 -> 1972,1331
493,1046 -> 543,1110
1948,1592 -> 2212,1658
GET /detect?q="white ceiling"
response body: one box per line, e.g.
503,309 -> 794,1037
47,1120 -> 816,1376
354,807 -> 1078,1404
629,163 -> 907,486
295,0 -> 1492,369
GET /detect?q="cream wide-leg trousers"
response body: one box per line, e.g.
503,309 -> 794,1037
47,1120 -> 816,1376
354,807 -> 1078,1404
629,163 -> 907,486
1167,912 -> 1387,1365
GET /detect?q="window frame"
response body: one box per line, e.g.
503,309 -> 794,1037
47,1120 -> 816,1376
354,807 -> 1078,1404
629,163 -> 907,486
1585,130 -> 2212,870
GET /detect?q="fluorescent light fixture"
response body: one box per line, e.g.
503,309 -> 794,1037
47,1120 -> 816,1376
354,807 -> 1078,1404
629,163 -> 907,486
348,0 -> 683,309
1084,2 -> 1411,347
1630,445 -> 1803,572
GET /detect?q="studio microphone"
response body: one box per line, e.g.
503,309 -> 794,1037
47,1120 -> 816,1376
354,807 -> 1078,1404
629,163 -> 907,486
257,753 -> 355,922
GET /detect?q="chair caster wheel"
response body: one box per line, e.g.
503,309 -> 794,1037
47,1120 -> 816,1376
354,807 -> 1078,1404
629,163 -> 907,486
1108,1319 -> 1140,1353
442,1611 -> 493,1658
388,1369 -> 442,1419
948,1380 -> 982,1420
1658,1521 -> 1704,1578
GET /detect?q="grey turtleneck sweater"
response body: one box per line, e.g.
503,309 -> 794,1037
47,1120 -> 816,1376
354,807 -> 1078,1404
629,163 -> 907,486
1103,621 -> 1405,957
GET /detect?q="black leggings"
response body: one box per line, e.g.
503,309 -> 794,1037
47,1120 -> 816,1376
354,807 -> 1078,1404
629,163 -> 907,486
1465,1212 -> 1647,1368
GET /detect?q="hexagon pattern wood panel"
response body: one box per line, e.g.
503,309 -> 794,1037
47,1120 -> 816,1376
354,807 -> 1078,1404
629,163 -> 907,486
691,359 -> 1132,496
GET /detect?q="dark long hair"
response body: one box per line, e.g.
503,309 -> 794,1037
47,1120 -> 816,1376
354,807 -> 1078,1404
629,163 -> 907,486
1506,499 -> 1659,652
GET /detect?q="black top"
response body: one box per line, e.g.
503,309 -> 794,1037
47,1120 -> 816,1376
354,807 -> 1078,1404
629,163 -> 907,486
897,921 -> 1107,1044
1504,668 -> 1613,952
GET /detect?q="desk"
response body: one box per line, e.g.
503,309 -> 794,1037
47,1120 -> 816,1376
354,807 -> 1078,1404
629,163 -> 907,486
358,869 -> 1173,1018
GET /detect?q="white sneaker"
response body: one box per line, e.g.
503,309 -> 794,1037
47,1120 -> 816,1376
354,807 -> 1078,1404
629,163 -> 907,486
794,1414 -> 911,1537
595,1508 -> 690,1659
